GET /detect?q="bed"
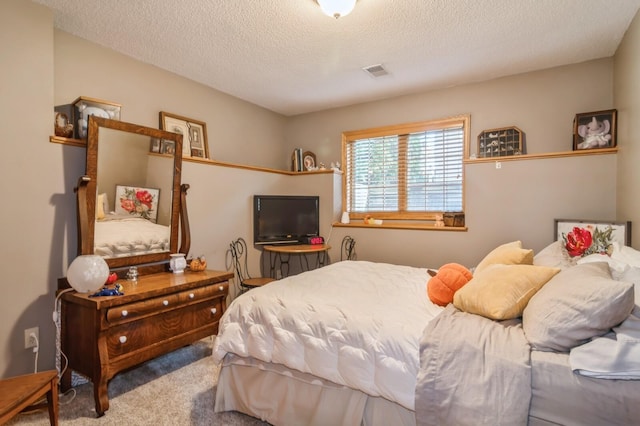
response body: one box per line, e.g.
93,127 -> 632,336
94,214 -> 170,258
212,233 -> 640,425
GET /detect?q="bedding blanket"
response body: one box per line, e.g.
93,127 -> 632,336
212,261 -> 444,410
94,216 -> 170,257
415,305 -> 531,425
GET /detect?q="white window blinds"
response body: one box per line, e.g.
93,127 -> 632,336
344,116 -> 467,219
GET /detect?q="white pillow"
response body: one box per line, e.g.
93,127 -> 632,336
523,262 -> 635,352
533,241 -> 576,270
577,253 -> 629,277
611,242 -> 640,267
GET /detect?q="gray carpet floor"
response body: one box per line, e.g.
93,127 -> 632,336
8,337 -> 269,425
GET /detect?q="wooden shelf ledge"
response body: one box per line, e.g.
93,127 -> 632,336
464,147 -> 617,164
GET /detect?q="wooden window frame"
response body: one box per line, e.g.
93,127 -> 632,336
341,115 -> 470,222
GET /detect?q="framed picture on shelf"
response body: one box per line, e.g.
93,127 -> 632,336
73,96 -> 121,139
573,109 -> 617,150
115,185 -> 160,223
303,151 -> 316,171
160,139 -> 175,155
159,111 -> 209,159
554,219 -> 631,258
149,138 -> 161,153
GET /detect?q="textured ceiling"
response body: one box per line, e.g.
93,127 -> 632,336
32,0 -> 640,116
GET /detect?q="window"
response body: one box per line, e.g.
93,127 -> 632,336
342,115 -> 469,221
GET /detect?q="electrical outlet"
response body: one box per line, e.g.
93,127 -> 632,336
24,327 -> 39,349
495,161 -> 502,169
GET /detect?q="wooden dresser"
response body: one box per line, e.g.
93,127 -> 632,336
59,269 -> 232,416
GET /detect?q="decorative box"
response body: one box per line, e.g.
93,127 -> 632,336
443,212 -> 465,227
73,96 -> 121,139
477,126 -> 524,158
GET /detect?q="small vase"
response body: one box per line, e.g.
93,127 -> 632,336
169,253 -> 187,274
341,211 -> 350,224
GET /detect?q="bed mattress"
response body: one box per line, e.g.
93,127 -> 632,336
213,260 -> 444,410
529,350 -> 640,425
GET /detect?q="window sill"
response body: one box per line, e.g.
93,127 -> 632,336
332,222 -> 467,231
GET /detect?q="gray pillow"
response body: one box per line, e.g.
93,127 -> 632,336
522,262 -> 635,352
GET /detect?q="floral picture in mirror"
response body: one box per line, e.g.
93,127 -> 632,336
160,111 -> 209,159
115,185 -> 160,223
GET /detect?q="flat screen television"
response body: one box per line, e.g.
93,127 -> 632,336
253,195 -> 320,245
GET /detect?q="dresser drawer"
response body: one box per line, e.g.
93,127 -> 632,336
106,283 -> 227,324
106,298 -> 223,358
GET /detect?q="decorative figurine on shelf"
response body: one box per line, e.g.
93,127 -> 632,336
577,116 -> 612,149
434,214 -> 445,227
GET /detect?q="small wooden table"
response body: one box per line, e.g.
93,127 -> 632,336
0,370 -> 58,425
263,244 -> 331,278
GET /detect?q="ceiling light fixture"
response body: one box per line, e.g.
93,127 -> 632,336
317,0 -> 356,19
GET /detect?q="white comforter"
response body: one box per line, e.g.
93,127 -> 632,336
94,216 -> 170,257
212,260 -> 444,410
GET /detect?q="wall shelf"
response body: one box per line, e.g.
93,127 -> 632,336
464,147 -> 617,164
50,135 -> 341,176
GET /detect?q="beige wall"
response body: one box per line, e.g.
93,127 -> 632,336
287,60 -> 618,267
615,10 -> 640,244
0,0 -> 60,377
53,31 -> 288,169
1,0 -> 637,379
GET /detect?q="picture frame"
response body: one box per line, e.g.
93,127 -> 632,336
554,219 -> 631,258
73,96 -> 121,140
149,138 -> 161,153
160,139 -> 176,155
303,151 -> 317,171
115,185 -> 160,223
159,111 -> 209,159
573,109 -> 617,150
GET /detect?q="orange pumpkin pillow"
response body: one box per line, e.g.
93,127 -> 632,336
427,263 -> 473,306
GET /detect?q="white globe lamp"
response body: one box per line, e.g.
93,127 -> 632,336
67,255 -> 110,293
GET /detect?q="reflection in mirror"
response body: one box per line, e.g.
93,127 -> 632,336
95,129 -> 174,258
82,116 -> 183,269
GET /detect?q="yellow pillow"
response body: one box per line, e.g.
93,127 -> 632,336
475,241 -> 534,273
96,193 -> 105,220
453,264 -> 560,320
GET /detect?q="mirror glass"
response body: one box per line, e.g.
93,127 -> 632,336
83,116 -> 183,269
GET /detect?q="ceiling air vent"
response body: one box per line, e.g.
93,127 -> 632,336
362,64 -> 388,78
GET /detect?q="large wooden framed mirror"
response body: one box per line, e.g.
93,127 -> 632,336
78,116 -> 185,269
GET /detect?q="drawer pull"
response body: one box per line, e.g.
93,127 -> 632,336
119,336 -> 127,344
121,310 -> 128,317
189,293 -> 195,299
163,300 -> 169,306
211,308 -> 217,315
219,286 -> 224,291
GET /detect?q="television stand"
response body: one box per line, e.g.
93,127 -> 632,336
263,244 -> 331,278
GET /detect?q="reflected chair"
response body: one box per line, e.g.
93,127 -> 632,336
341,236 -> 357,261
228,237 -> 275,293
